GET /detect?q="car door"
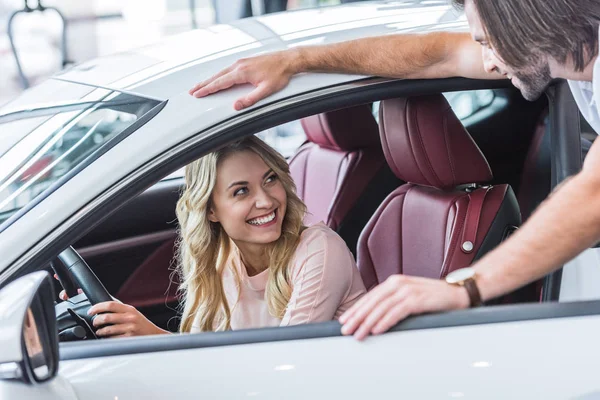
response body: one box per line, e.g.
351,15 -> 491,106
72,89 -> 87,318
3,272 -> 600,400
54,306 -> 600,399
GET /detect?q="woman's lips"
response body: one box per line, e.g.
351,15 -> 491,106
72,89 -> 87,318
247,208 -> 278,228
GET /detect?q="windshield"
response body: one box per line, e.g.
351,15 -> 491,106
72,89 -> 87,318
0,79 -> 161,226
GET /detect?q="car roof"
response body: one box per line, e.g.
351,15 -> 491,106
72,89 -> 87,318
53,1 -> 467,101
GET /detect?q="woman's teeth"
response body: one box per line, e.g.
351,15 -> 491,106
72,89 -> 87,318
248,211 -> 276,226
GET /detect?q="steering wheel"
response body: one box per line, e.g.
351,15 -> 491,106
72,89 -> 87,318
54,246 -> 112,305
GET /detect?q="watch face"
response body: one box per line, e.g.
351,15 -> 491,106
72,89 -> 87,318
446,267 -> 476,284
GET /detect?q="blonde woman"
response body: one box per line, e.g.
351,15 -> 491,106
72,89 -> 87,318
83,136 -> 366,336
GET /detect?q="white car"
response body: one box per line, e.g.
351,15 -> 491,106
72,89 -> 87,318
1,2 -> 600,399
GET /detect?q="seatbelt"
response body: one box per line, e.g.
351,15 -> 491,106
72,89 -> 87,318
460,186 -> 491,254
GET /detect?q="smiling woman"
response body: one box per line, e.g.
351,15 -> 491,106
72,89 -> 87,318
85,136 -> 366,337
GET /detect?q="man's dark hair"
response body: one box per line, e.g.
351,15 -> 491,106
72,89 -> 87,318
453,0 -> 600,71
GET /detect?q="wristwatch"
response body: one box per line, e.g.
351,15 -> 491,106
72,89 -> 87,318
445,267 -> 482,307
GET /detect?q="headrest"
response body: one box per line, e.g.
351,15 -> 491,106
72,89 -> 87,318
301,104 -> 380,150
379,95 -> 493,189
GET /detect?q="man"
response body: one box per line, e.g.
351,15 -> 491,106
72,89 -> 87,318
189,0 -> 600,340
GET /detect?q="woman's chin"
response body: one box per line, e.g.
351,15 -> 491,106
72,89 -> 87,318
246,226 -> 282,244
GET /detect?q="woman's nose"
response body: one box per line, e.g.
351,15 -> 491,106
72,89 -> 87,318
254,188 -> 274,209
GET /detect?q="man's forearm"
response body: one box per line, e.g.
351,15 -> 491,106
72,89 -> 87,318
474,171 -> 600,302
291,32 -> 465,79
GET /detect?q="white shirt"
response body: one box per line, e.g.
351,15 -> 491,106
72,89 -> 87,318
568,48 -> 600,134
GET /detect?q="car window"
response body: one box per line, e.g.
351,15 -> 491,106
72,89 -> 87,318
255,120 -> 306,159
371,89 -> 496,122
0,80 -> 161,225
443,90 -> 495,120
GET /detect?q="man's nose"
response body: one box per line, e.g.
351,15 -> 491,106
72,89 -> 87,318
482,47 -> 498,74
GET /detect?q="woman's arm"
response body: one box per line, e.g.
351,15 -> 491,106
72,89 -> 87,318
280,228 -> 366,326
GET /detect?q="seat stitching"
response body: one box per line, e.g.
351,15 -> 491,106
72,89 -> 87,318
443,109 -> 456,186
301,146 -> 310,199
362,189 -> 406,288
403,102 -> 428,184
380,106 -> 399,176
440,194 -> 468,277
412,101 -> 444,187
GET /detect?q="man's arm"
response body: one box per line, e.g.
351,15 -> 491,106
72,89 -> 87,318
474,140 -> 600,301
189,32 -> 499,110
339,139 -> 600,340
295,32 -> 493,79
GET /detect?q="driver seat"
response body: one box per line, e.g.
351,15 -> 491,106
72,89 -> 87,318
357,94 -> 522,290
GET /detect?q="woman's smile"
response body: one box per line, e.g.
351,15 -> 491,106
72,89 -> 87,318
247,208 -> 278,227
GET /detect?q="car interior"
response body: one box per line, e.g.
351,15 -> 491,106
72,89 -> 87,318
52,85 -> 569,335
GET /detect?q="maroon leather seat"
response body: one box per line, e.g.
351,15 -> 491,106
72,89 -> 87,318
290,104 -> 400,253
358,95 -> 521,290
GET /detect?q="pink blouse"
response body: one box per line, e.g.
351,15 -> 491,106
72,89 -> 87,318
191,222 -> 366,331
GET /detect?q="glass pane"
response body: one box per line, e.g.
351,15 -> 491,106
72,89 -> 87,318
256,120 -> 306,159
0,82 -> 161,224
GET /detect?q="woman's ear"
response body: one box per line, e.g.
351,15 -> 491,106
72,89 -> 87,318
208,208 -> 219,223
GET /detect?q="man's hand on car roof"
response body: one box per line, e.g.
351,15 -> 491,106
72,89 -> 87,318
189,50 -> 301,111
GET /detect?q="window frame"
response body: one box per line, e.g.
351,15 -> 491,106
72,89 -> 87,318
1,76 -> 583,361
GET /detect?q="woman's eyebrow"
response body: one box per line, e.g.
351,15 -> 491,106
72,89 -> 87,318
227,169 -> 273,189
227,180 -> 247,189
262,169 -> 273,179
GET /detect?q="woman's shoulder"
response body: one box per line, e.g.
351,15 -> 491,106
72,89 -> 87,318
290,222 -> 358,283
298,222 -> 350,254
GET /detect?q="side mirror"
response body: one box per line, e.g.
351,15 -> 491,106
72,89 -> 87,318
0,271 -> 58,383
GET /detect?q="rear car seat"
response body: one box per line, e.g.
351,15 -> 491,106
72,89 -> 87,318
290,104 -> 401,254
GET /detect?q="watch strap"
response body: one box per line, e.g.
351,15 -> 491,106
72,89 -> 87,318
463,278 -> 482,307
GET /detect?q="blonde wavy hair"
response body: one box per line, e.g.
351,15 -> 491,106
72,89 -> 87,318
175,136 -> 307,332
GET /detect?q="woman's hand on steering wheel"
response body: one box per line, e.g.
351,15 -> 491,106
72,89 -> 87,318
88,301 -> 169,338
54,274 -> 83,301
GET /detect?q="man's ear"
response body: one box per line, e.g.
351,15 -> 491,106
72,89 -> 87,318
208,208 -> 219,223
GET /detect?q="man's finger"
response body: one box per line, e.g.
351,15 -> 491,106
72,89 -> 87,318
340,278 -> 399,325
371,301 -> 413,335
340,284 -> 397,335
234,84 -> 273,110
191,72 -> 240,98
351,293 -> 404,341
188,65 -> 233,95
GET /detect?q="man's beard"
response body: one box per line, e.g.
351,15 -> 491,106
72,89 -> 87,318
513,61 -> 552,101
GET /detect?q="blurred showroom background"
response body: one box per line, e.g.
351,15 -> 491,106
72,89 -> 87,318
0,0 -> 364,107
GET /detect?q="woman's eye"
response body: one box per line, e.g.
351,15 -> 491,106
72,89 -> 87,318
233,187 -> 248,197
265,174 -> 278,184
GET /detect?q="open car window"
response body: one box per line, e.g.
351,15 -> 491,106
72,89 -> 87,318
162,120 -> 306,181
0,80 -> 162,226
